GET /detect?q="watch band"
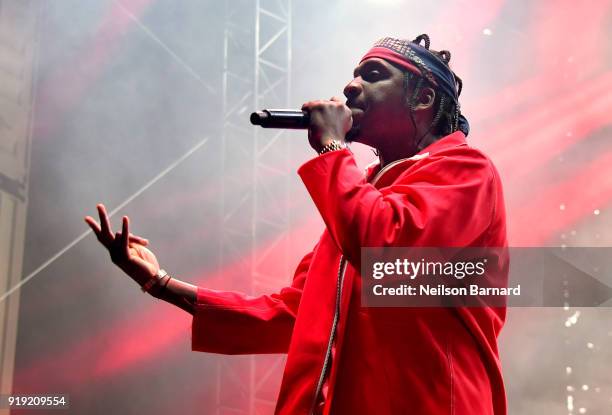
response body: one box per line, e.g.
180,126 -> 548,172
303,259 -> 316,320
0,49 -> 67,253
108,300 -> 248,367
141,269 -> 168,293
318,139 -> 345,155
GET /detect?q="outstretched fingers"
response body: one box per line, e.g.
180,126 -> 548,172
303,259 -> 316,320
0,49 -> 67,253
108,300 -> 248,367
121,216 -> 130,257
86,204 -> 149,248
128,234 -> 149,246
84,216 -> 101,236
97,204 -> 115,246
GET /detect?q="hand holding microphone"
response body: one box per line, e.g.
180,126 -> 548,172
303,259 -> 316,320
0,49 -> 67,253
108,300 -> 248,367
251,97 -> 352,153
301,97 -> 352,152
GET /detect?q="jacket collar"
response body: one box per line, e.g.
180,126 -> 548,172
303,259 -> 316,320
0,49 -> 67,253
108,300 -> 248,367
366,131 -> 467,186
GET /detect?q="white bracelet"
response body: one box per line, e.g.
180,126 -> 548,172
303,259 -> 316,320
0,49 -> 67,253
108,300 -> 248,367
141,269 -> 168,293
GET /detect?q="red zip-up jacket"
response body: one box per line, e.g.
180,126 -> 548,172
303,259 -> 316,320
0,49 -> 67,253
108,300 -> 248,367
192,131 -> 508,414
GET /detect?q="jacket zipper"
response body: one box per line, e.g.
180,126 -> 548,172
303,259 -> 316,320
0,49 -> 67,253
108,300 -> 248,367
308,153 -> 427,413
310,256 -> 347,414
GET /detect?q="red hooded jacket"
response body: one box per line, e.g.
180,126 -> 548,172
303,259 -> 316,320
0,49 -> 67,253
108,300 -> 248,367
192,131 -> 508,414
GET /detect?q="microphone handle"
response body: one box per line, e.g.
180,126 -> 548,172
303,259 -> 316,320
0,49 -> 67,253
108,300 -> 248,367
250,109 -> 310,129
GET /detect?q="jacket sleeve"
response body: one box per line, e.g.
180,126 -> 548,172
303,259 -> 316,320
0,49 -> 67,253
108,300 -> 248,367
297,147 -> 497,268
191,249 -> 313,354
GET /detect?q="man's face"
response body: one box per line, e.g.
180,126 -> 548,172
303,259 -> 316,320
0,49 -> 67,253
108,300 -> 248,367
343,58 -> 414,147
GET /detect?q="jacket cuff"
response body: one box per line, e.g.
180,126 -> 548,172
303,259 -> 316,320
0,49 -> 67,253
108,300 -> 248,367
191,287 -> 225,352
298,147 -> 352,175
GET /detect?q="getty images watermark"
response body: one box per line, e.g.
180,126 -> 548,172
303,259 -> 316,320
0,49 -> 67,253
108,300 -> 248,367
371,256 -> 518,296
361,247 -> 612,307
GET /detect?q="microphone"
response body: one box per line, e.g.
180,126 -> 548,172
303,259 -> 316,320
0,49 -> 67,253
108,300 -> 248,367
250,109 -> 310,129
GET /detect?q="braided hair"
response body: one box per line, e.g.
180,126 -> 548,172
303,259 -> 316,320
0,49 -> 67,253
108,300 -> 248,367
403,34 -> 463,139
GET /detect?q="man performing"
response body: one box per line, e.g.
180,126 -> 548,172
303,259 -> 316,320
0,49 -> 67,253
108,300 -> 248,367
85,35 -> 508,414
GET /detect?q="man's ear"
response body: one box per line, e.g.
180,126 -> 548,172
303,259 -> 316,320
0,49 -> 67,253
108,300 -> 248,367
413,87 -> 435,110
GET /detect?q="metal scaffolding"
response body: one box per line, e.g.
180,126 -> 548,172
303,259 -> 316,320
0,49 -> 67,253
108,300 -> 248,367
0,0 -> 40,411
218,0 -> 292,414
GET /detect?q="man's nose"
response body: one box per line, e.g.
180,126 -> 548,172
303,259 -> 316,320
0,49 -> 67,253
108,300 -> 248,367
343,78 -> 362,100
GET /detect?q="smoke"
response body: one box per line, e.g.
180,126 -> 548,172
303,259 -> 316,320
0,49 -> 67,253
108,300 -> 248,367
9,0 -> 612,414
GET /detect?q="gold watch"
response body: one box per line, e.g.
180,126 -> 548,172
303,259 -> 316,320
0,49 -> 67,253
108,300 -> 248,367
318,139 -> 346,155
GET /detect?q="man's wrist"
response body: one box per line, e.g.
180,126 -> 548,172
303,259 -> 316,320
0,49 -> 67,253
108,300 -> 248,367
149,274 -> 172,298
141,269 -> 167,294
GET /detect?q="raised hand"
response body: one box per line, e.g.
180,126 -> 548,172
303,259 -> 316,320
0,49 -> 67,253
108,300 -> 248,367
301,96 -> 352,152
85,204 -> 159,288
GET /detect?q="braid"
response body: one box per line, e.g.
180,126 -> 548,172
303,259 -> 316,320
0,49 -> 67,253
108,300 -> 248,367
402,35 -> 465,138
412,34 -> 430,49
410,34 -> 463,98
403,68 -> 458,138
454,74 -> 463,97
431,95 -> 446,131
453,104 -> 460,132
437,50 -> 451,64
431,48 -> 463,135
